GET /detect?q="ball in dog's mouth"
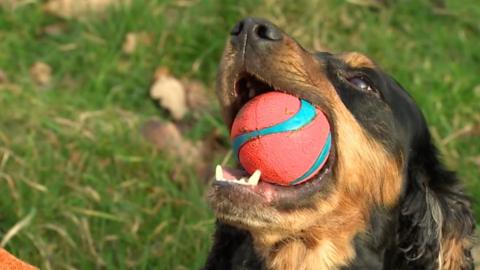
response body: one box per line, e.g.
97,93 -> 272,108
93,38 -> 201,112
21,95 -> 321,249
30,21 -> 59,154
215,91 -> 332,188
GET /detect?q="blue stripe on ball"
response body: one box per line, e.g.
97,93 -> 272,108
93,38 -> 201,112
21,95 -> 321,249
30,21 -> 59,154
232,99 -> 316,161
288,132 -> 331,185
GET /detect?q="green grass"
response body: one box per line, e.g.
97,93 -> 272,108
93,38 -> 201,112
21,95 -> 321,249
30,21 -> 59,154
0,0 -> 479,268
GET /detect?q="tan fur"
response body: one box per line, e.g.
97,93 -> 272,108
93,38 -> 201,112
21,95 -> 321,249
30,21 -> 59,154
338,52 -> 376,69
214,35 -> 403,269
440,236 -> 473,270
249,109 -> 402,269
252,199 -> 364,269
243,40 -> 403,269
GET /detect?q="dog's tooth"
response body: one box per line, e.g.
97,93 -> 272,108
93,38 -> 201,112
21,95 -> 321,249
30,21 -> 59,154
248,170 -> 261,185
215,165 -> 224,181
231,177 -> 248,185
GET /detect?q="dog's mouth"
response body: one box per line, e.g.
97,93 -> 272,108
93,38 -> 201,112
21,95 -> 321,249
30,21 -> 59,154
213,72 -> 336,206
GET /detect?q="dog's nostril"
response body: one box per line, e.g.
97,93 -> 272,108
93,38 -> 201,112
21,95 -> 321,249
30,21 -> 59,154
254,24 -> 282,41
230,18 -> 283,51
230,21 -> 244,36
255,25 -> 268,39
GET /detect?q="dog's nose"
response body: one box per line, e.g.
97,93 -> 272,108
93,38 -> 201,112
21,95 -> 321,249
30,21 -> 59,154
230,17 -> 283,50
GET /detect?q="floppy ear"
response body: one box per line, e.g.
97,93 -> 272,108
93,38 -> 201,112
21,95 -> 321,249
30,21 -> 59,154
398,134 -> 475,269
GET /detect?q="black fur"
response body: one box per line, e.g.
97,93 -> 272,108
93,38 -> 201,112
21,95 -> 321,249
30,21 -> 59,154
204,129 -> 475,270
203,223 -> 263,270
205,19 -> 474,270
396,128 -> 475,269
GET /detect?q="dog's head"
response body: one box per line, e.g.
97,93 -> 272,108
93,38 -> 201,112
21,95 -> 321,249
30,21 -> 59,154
210,17 -> 415,231
207,18 -> 474,269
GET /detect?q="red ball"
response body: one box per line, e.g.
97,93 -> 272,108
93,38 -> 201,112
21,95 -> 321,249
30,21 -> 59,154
231,92 -> 331,186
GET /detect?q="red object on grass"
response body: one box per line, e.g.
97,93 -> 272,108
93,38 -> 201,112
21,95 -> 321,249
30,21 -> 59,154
0,249 -> 37,270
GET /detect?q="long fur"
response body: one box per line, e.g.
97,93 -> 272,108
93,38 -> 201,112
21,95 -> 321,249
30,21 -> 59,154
205,18 -> 475,269
398,130 -> 475,270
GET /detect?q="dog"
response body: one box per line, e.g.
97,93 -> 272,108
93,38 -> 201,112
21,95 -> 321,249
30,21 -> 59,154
204,17 -> 475,270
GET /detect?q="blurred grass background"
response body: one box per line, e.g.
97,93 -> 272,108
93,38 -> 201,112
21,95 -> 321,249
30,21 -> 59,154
0,0 -> 479,269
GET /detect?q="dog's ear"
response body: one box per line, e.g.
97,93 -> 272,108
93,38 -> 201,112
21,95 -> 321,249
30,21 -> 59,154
398,132 -> 475,270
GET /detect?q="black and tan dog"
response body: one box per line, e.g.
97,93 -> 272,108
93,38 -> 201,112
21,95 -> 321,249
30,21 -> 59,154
204,18 -> 475,270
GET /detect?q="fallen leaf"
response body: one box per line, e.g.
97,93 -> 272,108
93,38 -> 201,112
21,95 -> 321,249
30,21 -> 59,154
0,0 -> 30,10
183,79 -> 211,113
0,0 -> 14,9
153,67 -> 169,80
122,32 -> 152,55
470,156 -> 480,167
43,0 -> 130,19
30,61 -> 52,86
41,23 -> 67,36
141,120 -> 203,165
0,69 -> 8,84
150,69 -> 187,120
142,119 -> 230,183
122,32 -> 138,55
141,119 -> 218,183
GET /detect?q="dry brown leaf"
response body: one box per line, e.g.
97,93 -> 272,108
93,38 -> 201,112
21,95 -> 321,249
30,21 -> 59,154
470,156 -> 480,167
469,124 -> 480,137
0,0 -> 31,10
141,119 -> 214,183
183,79 -> 211,112
122,32 -> 138,55
122,32 -> 152,55
0,0 -> 14,9
29,61 -> 52,86
154,67 -> 169,79
141,120 -> 203,166
141,119 -> 229,182
150,69 -> 187,120
41,23 -> 67,36
43,0 -> 130,19
0,69 -> 8,84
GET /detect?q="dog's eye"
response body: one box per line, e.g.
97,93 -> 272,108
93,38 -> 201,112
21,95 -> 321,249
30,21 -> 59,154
348,77 -> 373,92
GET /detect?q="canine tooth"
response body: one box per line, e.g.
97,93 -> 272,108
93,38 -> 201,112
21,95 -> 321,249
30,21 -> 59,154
215,165 -> 223,181
248,170 -> 261,185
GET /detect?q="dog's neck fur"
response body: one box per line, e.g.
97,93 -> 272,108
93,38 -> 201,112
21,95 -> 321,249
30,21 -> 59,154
251,229 -> 356,270
248,206 -> 397,270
